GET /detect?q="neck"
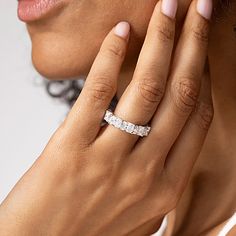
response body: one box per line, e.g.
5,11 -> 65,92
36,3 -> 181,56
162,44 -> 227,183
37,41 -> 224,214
208,15 -> 236,151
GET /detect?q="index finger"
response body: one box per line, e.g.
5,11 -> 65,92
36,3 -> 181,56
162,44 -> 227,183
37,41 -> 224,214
64,22 -> 130,145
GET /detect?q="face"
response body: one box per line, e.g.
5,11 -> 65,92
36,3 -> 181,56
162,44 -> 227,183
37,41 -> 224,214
20,0 -> 231,80
19,0 -> 197,80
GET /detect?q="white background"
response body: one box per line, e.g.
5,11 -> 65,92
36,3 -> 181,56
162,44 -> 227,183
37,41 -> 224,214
0,2 -> 165,235
0,1 -> 233,235
0,1 -> 67,203
0,2 -> 167,235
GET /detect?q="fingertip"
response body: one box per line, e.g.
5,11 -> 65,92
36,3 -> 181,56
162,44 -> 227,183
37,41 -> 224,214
114,21 -> 131,41
197,0 -> 213,20
161,0 -> 178,19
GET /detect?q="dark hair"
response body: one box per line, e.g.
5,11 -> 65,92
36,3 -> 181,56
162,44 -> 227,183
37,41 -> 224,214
46,79 -> 118,110
46,80 -> 83,107
214,0 -> 234,18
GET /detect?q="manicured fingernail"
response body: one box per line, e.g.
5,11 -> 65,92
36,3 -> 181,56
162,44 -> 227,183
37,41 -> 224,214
197,0 -> 213,20
114,22 -> 130,40
161,0 -> 178,19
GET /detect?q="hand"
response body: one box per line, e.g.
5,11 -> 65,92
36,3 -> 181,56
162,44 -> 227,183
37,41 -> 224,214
0,0 -> 213,235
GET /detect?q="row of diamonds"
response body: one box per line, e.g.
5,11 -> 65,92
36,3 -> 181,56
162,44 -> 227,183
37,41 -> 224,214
104,110 -> 151,137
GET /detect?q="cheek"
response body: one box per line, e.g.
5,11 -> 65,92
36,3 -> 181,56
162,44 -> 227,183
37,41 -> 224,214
28,6 -> 122,79
27,0 -> 151,80
30,31 -> 102,79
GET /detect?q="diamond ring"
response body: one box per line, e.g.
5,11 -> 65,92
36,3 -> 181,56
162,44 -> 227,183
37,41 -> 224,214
103,110 -> 151,137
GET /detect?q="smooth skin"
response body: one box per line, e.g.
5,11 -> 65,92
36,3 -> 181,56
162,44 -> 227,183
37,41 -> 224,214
0,1 -> 213,235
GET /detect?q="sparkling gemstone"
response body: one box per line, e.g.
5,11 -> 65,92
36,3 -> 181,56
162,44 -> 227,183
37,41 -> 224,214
121,121 -> 128,131
133,125 -> 139,135
110,116 -> 117,125
104,110 -> 151,137
104,111 -> 113,121
143,126 -> 151,136
147,127 -> 151,133
143,130 -> 148,136
138,126 -> 146,137
126,123 -> 135,134
114,118 -> 122,128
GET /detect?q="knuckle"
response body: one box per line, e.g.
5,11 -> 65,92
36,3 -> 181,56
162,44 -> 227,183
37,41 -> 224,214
104,42 -> 126,59
172,78 -> 199,114
152,21 -> 175,43
88,76 -> 116,102
136,78 -> 165,106
190,21 -> 209,43
195,102 -> 214,130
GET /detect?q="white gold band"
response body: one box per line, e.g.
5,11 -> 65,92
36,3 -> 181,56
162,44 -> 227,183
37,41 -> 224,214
103,110 -> 151,137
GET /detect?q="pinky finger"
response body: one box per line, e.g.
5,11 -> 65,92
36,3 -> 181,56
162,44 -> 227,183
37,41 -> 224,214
164,68 -> 214,188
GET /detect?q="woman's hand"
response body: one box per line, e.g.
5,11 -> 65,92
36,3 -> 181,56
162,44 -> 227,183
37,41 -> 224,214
0,0 -> 213,235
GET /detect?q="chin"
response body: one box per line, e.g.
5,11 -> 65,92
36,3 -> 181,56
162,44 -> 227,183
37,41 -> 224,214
30,35 -> 99,80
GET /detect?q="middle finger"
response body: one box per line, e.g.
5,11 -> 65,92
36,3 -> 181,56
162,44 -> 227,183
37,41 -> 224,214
138,0 -> 211,158
101,0 -> 178,151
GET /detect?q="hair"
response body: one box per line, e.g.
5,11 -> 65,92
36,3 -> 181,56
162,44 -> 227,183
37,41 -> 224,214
214,0 -> 234,19
46,80 -> 83,107
46,79 -> 118,110
46,0 -> 235,108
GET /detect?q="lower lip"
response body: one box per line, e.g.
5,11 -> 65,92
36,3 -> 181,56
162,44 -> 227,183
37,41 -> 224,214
18,0 -> 63,22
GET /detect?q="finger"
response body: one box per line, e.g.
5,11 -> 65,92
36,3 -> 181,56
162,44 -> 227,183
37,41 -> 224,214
137,0 -> 213,158
64,22 -> 130,145
100,0 -> 178,150
164,70 -> 214,189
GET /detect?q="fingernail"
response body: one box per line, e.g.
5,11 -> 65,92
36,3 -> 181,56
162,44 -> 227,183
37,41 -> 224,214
114,22 -> 130,40
197,0 -> 213,20
161,0 -> 178,19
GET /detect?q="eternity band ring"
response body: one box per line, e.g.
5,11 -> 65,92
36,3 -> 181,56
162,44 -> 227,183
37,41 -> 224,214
103,110 -> 151,137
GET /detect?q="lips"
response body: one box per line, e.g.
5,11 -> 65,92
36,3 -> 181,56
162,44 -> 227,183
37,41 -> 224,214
17,0 -> 64,22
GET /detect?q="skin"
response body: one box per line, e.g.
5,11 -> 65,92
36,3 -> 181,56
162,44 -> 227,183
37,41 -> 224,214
27,0 -> 192,80
1,0 -> 213,234
165,3 -> 236,235
0,0 -> 235,236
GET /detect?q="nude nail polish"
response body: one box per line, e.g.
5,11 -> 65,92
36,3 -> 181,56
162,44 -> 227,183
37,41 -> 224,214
114,22 -> 130,40
161,0 -> 178,19
197,0 -> 213,20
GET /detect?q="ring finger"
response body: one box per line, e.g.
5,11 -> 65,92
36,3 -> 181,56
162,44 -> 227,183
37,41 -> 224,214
100,0 -> 178,151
